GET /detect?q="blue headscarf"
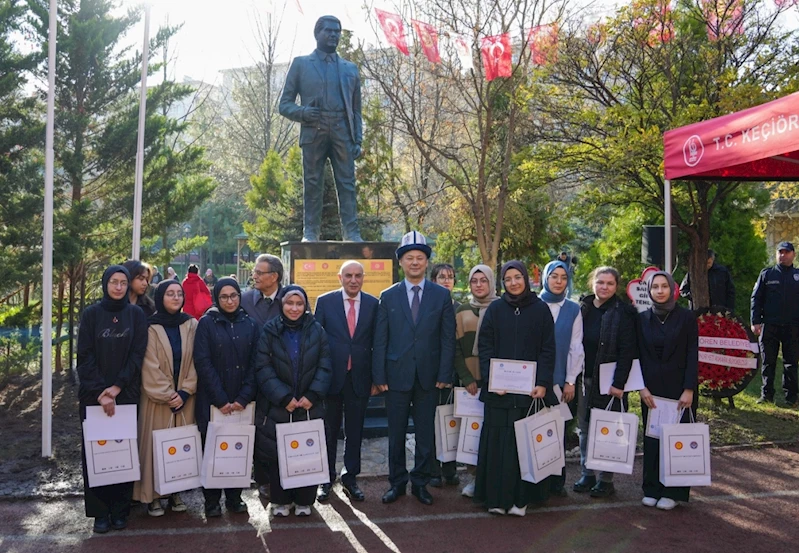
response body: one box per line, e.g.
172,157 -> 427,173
540,260 -> 572,303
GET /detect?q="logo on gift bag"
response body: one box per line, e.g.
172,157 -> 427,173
675,441 -> 683,450
536,434 -> 543,443
690,441 -> 698,449
183,444 -> 191,452
471,422 -> 480,430
97,440 -> 107,446
616,429 -> 624,437
600,427 -> 609,435
547,429 -> 553,437
235,442 -> 243,450
449,420 -> 457,428
115,439 -> 124,443
291,440 -> 299,449
220,442 -> 229,451
168,446 -> 177,455
306,438 -> 314,447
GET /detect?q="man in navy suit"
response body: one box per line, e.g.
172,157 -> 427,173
278,15 -> 363,242
373,231 -> 456,506
314,260 -> 378,502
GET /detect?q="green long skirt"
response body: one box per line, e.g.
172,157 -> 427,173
473,405 -> 551,510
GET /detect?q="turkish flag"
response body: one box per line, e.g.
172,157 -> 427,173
480,34 -> 512,81
375,9 -> 409,55
705,0 -> 744,41
412,19 -> 440,63
527,24 -> 558,66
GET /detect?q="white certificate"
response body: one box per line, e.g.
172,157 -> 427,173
488,358 -> 536,395
210,402 -> 255,425
552,385 -> 573,422
453,387 -> 484,418
84,404 -> 137,440
599,359 -> 644,395
645,396 -> 681,439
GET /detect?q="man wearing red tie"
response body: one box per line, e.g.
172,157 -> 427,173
314,261 -> 378,502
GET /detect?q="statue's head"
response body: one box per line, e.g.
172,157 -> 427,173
314,16 -> 342,53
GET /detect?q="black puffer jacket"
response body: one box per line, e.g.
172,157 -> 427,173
580,294 -> 639,417
254,314 -> 332,462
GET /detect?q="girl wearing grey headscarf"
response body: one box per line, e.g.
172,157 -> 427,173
637,270 -> 699,511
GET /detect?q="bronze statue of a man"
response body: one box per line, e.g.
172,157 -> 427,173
279,15 -> 363,242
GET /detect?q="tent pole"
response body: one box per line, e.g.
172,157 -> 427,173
42,0 -> 57,459
132,3 -> 150,260
665,179 -> 672,274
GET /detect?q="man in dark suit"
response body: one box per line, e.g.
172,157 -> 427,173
278,15 -> 362,242
314,261 -> 378,502
241,253 -> 283,329
373,231 -> 456,506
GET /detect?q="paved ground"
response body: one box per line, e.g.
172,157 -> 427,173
1,444 -> 797,553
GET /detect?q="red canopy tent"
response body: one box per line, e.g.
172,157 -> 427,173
660,91 -> 799,271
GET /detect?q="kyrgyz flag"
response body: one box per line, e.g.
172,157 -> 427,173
527,24 -> 558,66
375,9 -> 410,55
412,19 -> 441,63
480,33 -> 512,81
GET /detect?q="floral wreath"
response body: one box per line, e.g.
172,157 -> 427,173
696,307 -> 760,398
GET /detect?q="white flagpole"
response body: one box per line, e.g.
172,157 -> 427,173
42,0 -> 57,458
665,179 -> 672,273
132,3 -> 150,260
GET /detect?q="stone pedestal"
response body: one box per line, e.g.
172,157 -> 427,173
280,241 -> 399,310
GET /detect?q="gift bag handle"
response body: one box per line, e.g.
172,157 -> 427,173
677,407 -> 696,424
446,389 -> 454,405
605,397 -> 626,413
525,397 -> 545,418
167,412 -> 188,429
288,410 -> 311,423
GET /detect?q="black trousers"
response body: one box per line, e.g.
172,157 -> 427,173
430,387 -> 456,480
760,324 -> 799,402
640,403 -> 692,502
301,114 -> 360,241
324,372 -> 369,485
386,376 -> 437,487
81,439 -> 133,519
267,459 -> 317,507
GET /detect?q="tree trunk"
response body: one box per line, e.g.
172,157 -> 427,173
54,276 -> 65,373
23,284 -> 29,307
68,264 -> 76,371
686,217 -> 711,310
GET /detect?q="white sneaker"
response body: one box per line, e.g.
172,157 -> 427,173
271,504 -> 291,517
294,505 -> 312,517
656,497 -> 677,510
488,507 -> 506,515
508,505 -> 527,517
641,497 -> 658,507
461,481 -> 475,498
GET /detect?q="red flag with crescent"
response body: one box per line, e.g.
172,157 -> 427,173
527,24 -> 558,66
480,33 -> 512,81
412,19 -> 440,63
375,9 -> 409,55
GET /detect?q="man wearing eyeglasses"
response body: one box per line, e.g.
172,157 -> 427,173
241,254 -> 284,328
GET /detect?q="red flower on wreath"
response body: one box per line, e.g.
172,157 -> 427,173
697,310 -> 757,391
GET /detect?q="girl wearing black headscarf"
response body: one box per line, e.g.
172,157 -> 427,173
193,277 -> 259,518
638,271 -> 698,511
474,261 -> 557,516
254,285 -> 332,518
77,265 -> 148,534
134,280 -> 198,516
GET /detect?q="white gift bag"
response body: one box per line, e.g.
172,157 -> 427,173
435,402 -> 461,463
514,400 -> 565,484
585,398 -> 638,475
152,415 -> 203,495
82,421 -> 141,488
659,411 -> 711,487
210,402 -> 255,425
453,387 -> 484,418
456,416 -> 483,465
275,413 -> 330,490
200,422 -> 255,489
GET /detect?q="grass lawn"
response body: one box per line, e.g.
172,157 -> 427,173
626,361 -> 799,446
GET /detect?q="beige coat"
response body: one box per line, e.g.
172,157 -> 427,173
134,319 -> 199,503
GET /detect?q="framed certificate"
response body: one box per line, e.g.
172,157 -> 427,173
488,358 -> 536,395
